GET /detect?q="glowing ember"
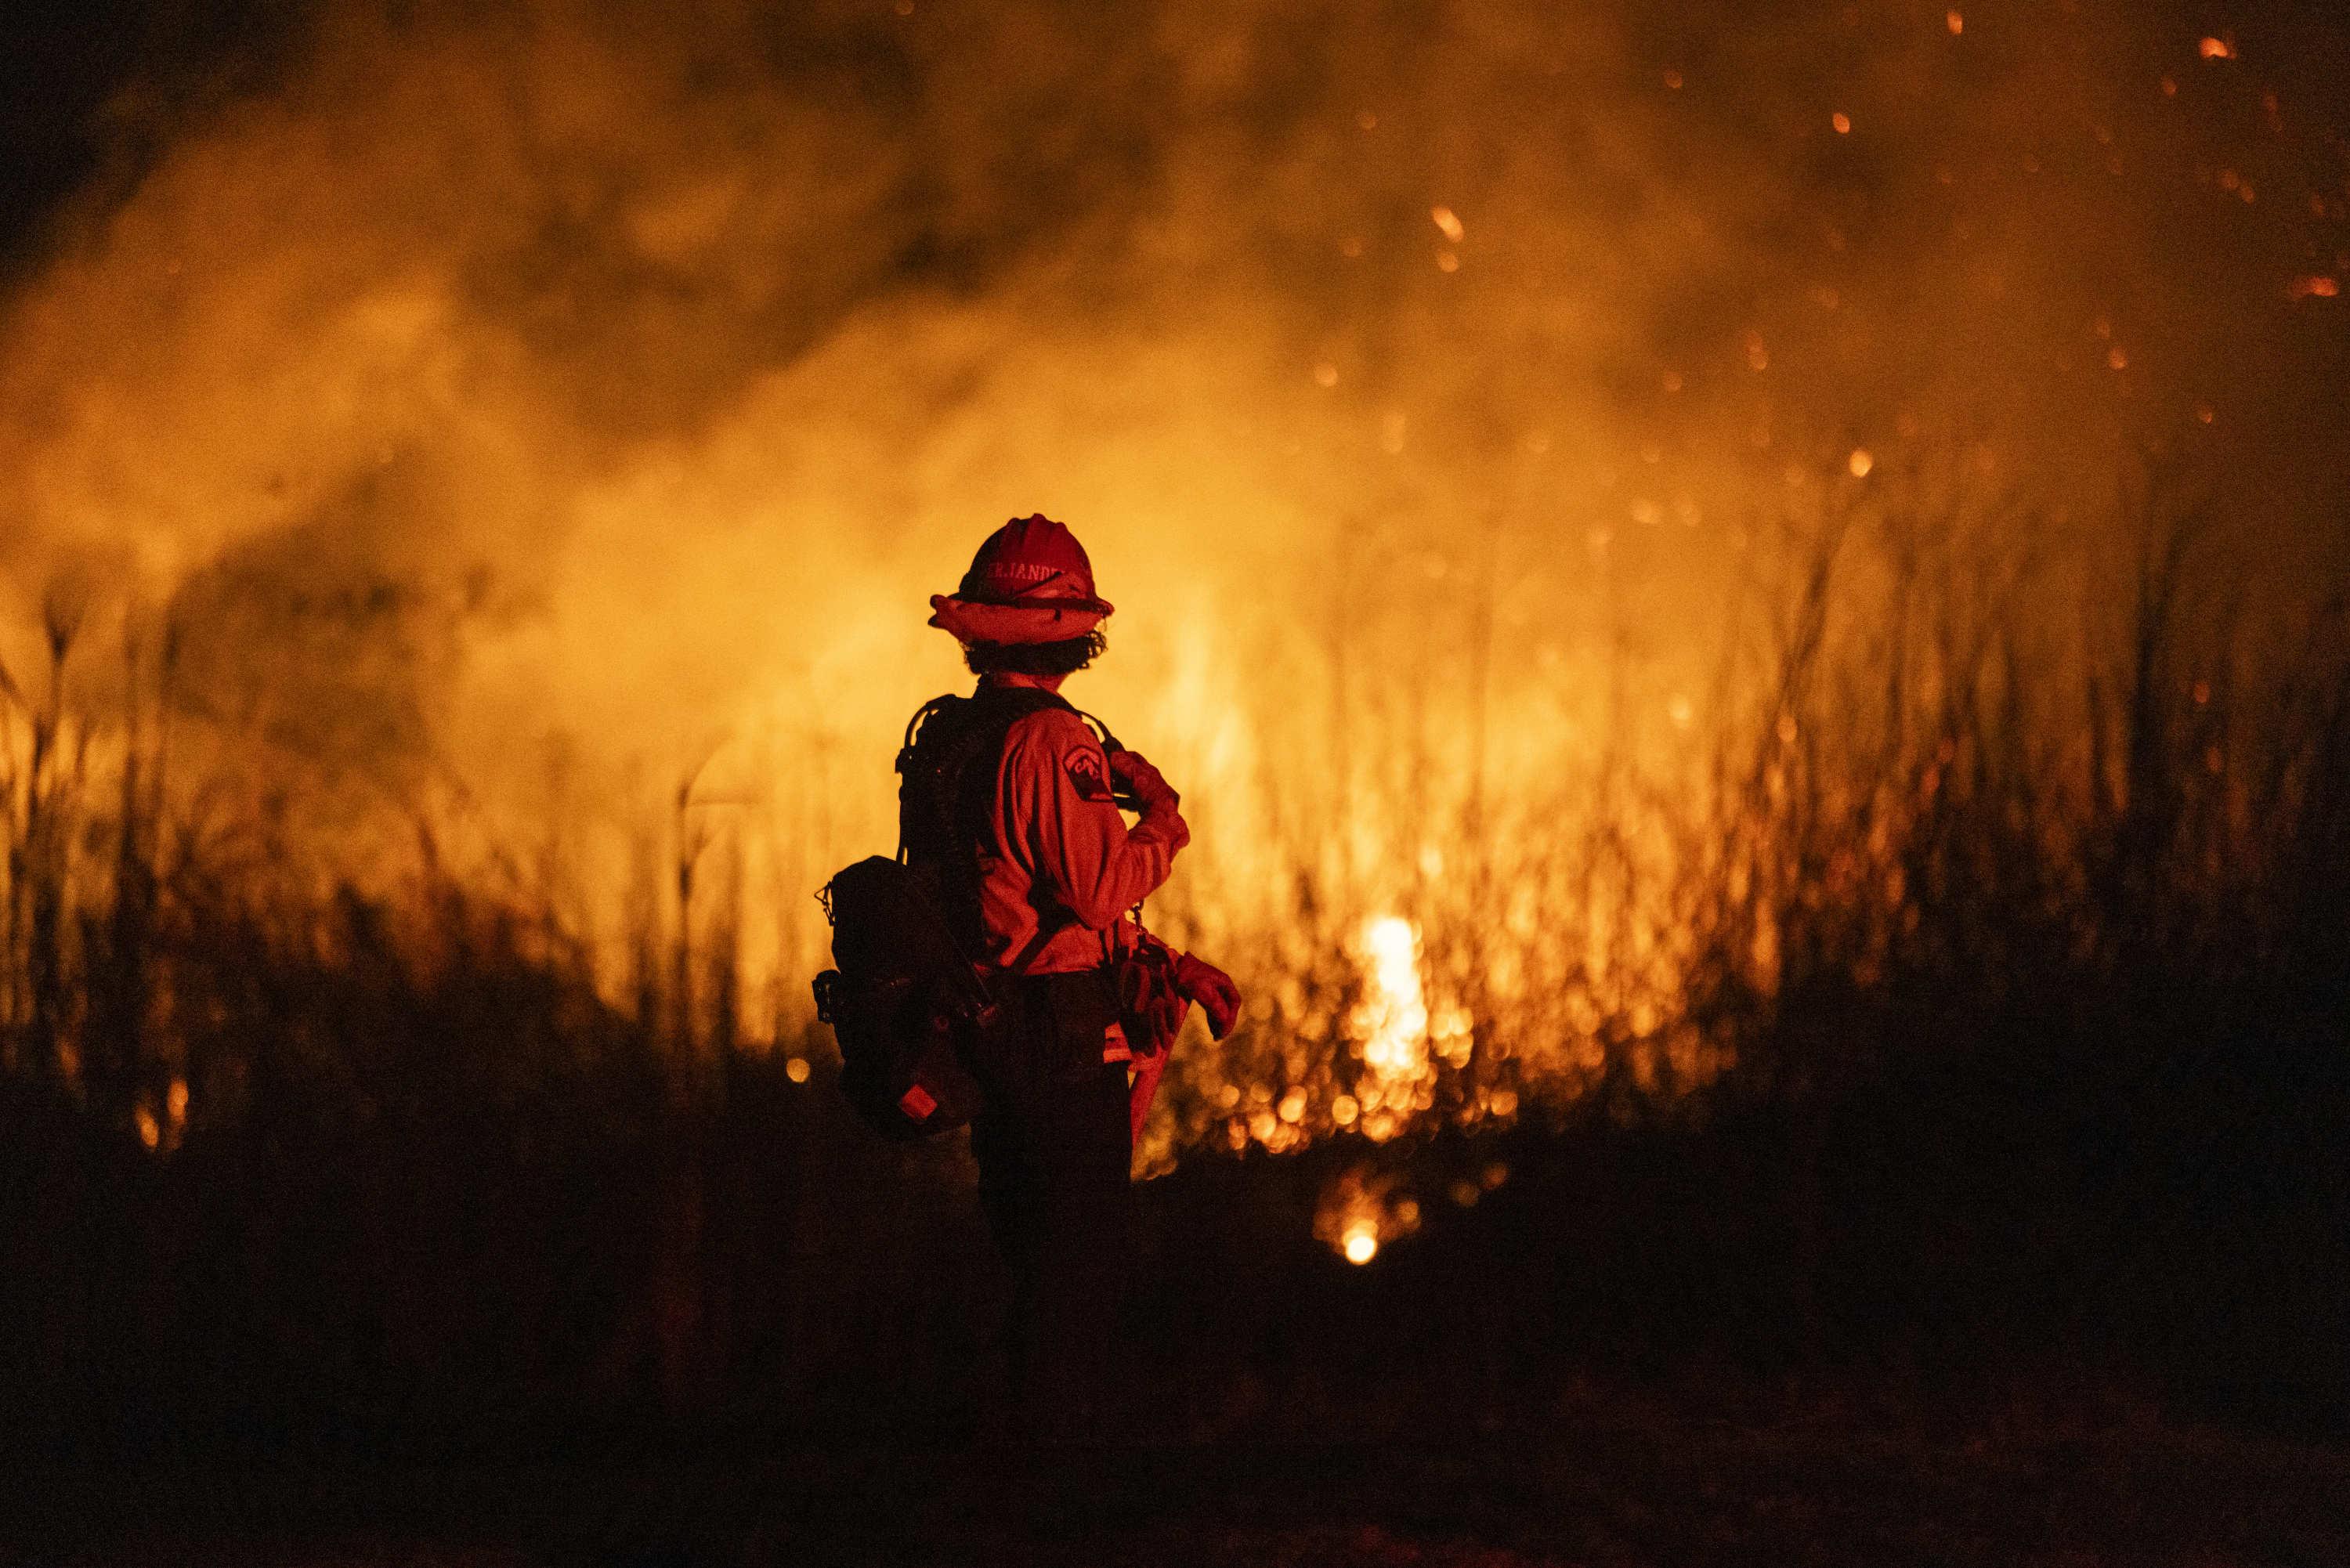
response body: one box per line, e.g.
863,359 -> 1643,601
2199,37 -> 2233,60
786,1057 -> 811,1083
1831,112 -> 1851,135
1316,1165 -> 1422,1263
2288,276 -> 2340,301
1847,448 -> 1873,478
1947,10 -> 1963,35
1430,205 -> 1465,243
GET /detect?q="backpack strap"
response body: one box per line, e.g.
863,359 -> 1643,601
895,686 -> 1090,972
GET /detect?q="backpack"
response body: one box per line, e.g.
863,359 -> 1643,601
812,686 -> 1082,1140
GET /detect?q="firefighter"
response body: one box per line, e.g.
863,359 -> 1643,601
913,513 -> 1241,1460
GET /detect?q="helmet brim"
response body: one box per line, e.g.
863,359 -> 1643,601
928,594 -> 1112,645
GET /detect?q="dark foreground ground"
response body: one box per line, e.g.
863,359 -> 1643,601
10,1390 -> 2346,1568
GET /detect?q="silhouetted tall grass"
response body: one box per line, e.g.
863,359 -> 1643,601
2,458 -> 2345,1453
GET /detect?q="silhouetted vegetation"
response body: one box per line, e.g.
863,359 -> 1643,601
1,465 -> 2345,1470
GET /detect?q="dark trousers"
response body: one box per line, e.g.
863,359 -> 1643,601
966,969 -> 1133,1450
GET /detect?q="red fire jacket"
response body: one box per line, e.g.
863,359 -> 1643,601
972,702 -> 1189,980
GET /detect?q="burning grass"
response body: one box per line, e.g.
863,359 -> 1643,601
0,452 -> 2344,1451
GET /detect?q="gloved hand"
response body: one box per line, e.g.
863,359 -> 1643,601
1172,952 -> 1242,1039
1107,748 -> 1179,811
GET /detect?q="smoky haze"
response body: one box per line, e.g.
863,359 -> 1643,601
2,0 -> 2345,1153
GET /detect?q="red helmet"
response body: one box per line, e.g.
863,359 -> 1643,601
927,514 -> 1114,645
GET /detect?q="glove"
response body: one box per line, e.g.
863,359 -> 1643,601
1107,748 -> 1179,811
1172,952 -> 1242,1039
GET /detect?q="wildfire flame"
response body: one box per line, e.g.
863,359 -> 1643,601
0,0 -> 2340,1175
1315,1165 -> 1423,1265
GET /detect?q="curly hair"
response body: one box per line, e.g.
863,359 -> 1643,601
961,629 -> 1108,678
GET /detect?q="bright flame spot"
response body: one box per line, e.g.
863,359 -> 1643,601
1430,205 -> 1465,243
2288,276 -> 2340,300
136,1107 -> 161,1151
1489,1087 -> 1520,1119
1332,1093 -> 1358,1125
1831,112 -> 1852,135
1278,1087 -> 1307,1123
1847,448 -> 1873,478
1343,1225 -> 1379,1264
1358,917 -> 1428,1075
1946,9 -> 1962,34
785,1057 -> 811,1083
167,1078 -> 189,1122
2199,37 -> 2232,60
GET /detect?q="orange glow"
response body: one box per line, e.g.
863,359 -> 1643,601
0,0 -> 2338,1190
1316,1166 -> 1421,1263
2199,38 -> 2232,60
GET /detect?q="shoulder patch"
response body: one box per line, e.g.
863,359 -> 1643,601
1064,745 -> 1115,802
